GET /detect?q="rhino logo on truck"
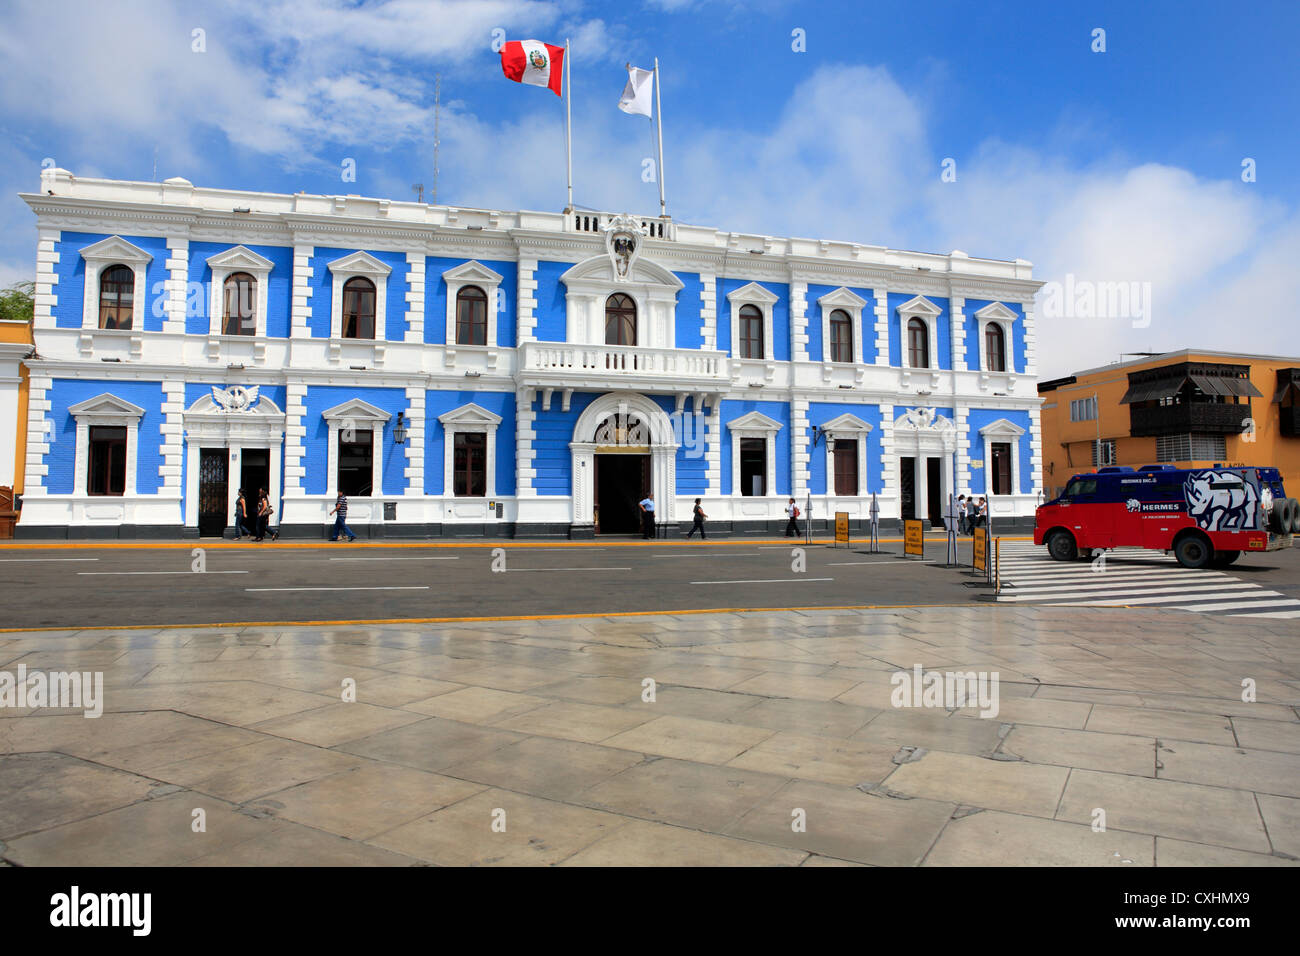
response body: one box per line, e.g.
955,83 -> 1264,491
1184,471 -> 1258,531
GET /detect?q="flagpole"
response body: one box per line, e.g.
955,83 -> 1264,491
564,38 -> 573,213
653,57 -> 666,218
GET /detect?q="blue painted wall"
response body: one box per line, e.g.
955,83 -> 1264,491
887,293 -> 950,369
300,385 -> 408,496
531,391 -> 598,495
964,408 -> 1033,495
306,248 -> 411,341
422,389 -> 516,496
649,395 -> 709,496
806,402 -> 884,494
673,272 -> 703,349
805,284 -> 878,363
717,279 -> 791,361
185,241 -> 293,337
719,399 -> 792,496
53,233 -> 170,332
44,379 -> 165,495
532,260 -> 570,343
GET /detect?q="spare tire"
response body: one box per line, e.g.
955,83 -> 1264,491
1269,498 -> 1292,534
1287,498 -> 1300,534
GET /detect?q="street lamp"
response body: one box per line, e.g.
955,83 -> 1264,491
807,426 -> 837,544
393,411 -> 408,445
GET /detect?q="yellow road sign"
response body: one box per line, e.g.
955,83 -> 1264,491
835,511 -> 849,545
903,519 -> 924,557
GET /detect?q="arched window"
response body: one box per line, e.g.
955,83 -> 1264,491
222,273 -> 256,336
907,318 -> 929,369
605,293 -> 636,346
829,309 -> 852,363
739,304 -> 764,359
98,265 -> 134,330
985,323 -> 1006,372
455,285 -> 488,345
342,277 -> 376,339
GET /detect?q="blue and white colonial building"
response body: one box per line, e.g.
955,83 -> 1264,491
17,168 -> 1043,538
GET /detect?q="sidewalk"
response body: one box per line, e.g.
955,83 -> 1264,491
1,605 -> 1294,866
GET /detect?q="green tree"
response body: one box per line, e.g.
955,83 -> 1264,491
0,281 -> 35,323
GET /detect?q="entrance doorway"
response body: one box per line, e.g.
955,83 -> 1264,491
240,448 -> 269,503
198,448 -> 229,537
899,456 -> 916,520
927,457 -> 943,527
594,454 -> 650,534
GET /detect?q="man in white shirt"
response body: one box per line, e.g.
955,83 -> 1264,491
785,497 -> 801,538
638,492 -> 656,539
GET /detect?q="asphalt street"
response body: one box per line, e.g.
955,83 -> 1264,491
1,534 -> 1297,629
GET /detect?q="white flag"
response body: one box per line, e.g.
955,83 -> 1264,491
618,65 -> 654,118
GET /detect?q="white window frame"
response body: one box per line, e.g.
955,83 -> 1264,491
327,251 -> 391,341
817,287 -> 867,364
818,412 -> 872,497
438,402 -> 502,498
79,236 -> 152,332
727,282 -> 779,362
322,398 -> 391,498
443,260 -> 504,351
727,409 -> 782,497
68,393 -> 145,496
207,245 -> 273,338
973,301 -> 1017,375
979,417 -> 1026,496
897,294 -> 942,371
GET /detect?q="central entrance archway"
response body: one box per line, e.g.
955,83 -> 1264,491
570,393 -> 677,534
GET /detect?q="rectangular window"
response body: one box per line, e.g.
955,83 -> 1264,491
338,429 -> 374,496
88,426 -> 126,496
1156,434 -> 1226,462
740,312 -> 764,360
1070,397 -> 1097,422
453,432 -> 487,497
739,438 -> 766,497
990,441 -> 1012,495
1091,439 -> 1117,467
832,440 -> 858,495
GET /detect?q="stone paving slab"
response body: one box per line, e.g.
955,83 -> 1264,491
0,605 -> 1296,866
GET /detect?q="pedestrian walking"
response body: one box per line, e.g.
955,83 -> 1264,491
258,488 -> 278,541
785,497 -> 802,537
328,491 -> 357,542
977,496 -> 988,528
686,498 -> 707,539
957,494 -> 968,535
638,492 -> 656,539
233,488 -> 253,539
966,494 -> 979,532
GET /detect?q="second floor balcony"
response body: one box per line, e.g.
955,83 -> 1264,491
1129,401 -> 1252,436
516,341 -> 729,394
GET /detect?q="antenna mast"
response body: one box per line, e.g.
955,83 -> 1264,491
433,73 -> 441,205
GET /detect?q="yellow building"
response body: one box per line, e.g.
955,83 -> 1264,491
1038,350 -> 1300,499
1,316 -> 35,534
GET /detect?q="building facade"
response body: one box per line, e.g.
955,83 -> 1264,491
1038,350 -> 1300,499
17,168 -> 1043,538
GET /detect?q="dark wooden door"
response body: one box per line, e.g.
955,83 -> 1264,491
991,442 -> 1011,496
198,449 -> 228,537
927,457 -> 943,527
899,456 -> 915,519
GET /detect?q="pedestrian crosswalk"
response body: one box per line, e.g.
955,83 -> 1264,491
993,541 -> 1300,618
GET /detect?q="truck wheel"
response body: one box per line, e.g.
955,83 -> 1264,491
1174,534 -> 1213,570
1287,498 -> 1300,534
1270,501 -> 1289,533
1047,530 -> 1078,562
1211,550 -> 1240,567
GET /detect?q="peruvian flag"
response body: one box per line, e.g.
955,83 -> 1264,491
500,39 -> 564,97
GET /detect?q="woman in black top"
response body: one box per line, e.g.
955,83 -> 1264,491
687,498 -> 707,539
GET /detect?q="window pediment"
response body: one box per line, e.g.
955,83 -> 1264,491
978,417 -> 1025,439
973,301 -> 1017,323
68,393 -> 146,420
79,236 -> 153,266
726,281 -> 779,307
322,398 -> 392,423
327,250 -> 392,278
438,403 -> 503,427
820,412 -> 873,435
206,245 -> 274,273
443,260 -> 504,286
727,410 -> 782,433
560,254 -> 684,291
897,294 -> 942,317
816,287 -> 867,311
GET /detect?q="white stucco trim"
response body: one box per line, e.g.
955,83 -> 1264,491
322,398 -> 391,498
570,392 -> 678,526
327,250 -> 391,340
69,393 -> 145,496
727,409 -> 782,497
439,402 -> 502,498
181,393 -> 286,529
817,287 -> 867,365
79,236 -> 152,332
897,294 -> 942,371
206,245 -> 273,338
979,417 -> 1025,496
727,281 -> 779,362
559,255 -> 683,349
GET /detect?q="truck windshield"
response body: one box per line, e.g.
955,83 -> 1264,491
1064,479 -> 1097,498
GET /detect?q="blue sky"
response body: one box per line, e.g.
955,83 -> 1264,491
2,0 -> 1297,375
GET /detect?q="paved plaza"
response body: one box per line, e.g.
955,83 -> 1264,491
1,605 -> 1297,866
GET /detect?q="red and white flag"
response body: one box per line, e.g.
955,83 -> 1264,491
499,40 -> 564,97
